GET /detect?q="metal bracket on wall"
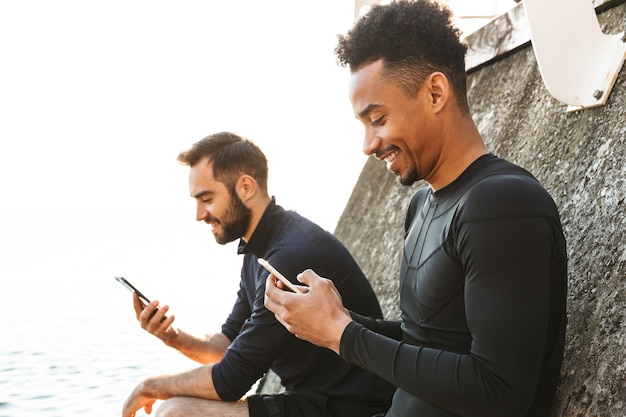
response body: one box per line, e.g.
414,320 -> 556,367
524,0 -> 626,112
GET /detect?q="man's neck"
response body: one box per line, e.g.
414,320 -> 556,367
428,115 -> 489,192
243,195 -> 272,242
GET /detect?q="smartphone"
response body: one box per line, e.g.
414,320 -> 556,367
115,276 -> 152,305
115,276 -> 167,321
258,258 -> 304,294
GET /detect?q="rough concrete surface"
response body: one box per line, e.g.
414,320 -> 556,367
334,3 -> 626,416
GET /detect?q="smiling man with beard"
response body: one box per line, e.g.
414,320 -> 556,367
122,132 -> 394,417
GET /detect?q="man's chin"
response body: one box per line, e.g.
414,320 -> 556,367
213,235 -> 231,245
398,169 -> 419,186
214,230 -> 242,245
212,230 -> 229,245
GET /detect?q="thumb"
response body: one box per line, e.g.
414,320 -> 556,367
296,269 -> 322,286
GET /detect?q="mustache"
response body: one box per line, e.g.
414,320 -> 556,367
204,217 -> 220,225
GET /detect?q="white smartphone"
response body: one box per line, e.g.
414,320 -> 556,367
258,258 -> 304,294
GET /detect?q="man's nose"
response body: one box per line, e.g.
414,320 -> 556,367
196,202 -> 209,222
362,129 -> 382,156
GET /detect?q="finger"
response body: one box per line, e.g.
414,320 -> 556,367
274,275 -> 309,294
264,276 -> 283,310
297,271 -> 342,304
146,306 -> 175,337
295,285 -> 310,294
132,292 -> 146,319
265,274 -> 291,299
160,312 -> 175,328
265,274 -> 278,296
271,307 -> 300,336
150,304 -> 170,324
264,277 -> 299,320
295,269 -> 322,286
139,301 -> 160,326
271,273 -> 288,291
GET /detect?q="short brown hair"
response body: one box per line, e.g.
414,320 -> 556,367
177,132 -> 268,192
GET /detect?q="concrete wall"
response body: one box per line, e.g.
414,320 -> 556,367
334,2 -> 626,416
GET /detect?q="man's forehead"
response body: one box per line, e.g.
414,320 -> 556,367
189,158 -> 222,192
190,157 -> 213,177
350,61 -> 382,91
349,61 -> 386,115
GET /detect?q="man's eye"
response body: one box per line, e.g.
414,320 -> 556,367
371,115 -> 385,126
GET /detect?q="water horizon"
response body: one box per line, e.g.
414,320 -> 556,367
1,213 -> 243,416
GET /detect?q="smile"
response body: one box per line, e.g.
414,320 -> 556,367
383,150 -> 399,164
206,219 -> 220,231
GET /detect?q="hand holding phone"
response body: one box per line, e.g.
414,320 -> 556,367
115,276 -> 166,321
258,258 -> 304,294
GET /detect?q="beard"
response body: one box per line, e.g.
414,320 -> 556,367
212,191 -> 252,245
378,145 -> 420,186
398,165 -> 419,186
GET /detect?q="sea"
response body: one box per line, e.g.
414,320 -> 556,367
0,213 -> 245,417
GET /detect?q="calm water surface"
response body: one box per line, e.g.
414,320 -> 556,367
1,214 -> 242,417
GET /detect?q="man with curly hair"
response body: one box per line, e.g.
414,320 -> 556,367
265,1 -> 568,416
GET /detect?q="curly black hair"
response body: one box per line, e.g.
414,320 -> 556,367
335,0 -> 469,113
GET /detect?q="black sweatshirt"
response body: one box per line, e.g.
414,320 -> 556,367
341,154 -> 567,417
212,199 -> 395,417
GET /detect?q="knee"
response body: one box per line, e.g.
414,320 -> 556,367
155,397 -> 187,417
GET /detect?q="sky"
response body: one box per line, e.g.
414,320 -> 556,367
0,0 -> 517,232
0,1 -> 364,231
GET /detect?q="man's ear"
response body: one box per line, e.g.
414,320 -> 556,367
235,175 -> 257,201
425,72 -> 450,112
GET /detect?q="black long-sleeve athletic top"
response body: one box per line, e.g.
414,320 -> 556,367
340,154 -> 567,417
212,199 -> 395,417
